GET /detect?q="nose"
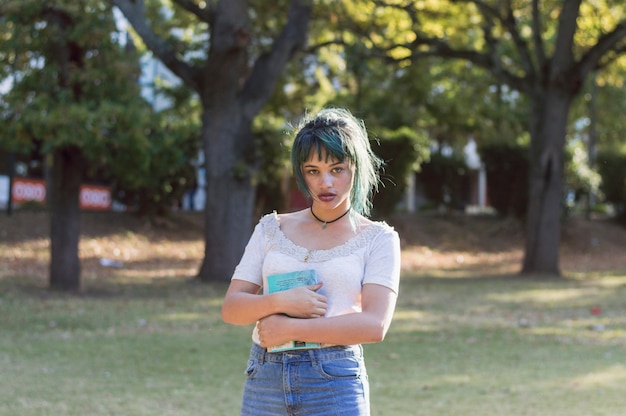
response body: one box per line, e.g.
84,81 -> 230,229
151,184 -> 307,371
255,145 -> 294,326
321,172 -> 333,188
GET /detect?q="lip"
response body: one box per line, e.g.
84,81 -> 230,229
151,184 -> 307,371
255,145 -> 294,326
318,193 -> 336,202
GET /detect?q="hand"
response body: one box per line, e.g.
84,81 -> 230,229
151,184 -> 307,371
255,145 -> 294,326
276,282 -> 327,319
259,314 -> 315,348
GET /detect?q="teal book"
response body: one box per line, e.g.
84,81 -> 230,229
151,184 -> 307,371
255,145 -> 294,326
266,269 -> 322,352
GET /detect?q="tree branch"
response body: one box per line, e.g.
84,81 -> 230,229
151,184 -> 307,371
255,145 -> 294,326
502,0 -> 535,76
111,0 -> 201,91
531,0 -> 547,69
551,0 -> 582,74
408,43 -> 527,92
240,0 -> 312,119
172,0 -> 214,23
576,19 -> 626,77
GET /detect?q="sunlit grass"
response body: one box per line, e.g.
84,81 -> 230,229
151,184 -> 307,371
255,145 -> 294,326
362,272 -> 626,414
3,270 -> 625,415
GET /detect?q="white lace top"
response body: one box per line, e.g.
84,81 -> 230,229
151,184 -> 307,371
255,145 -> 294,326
232,212 -> 401,323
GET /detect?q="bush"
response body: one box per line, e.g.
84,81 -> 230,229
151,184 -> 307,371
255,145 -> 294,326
103,122 -> 201,217
253,127 -> 289,217
596,150 -> 626,223
479,142 -> 529,218
416,150 -> 469,211
372,127 -> 430,216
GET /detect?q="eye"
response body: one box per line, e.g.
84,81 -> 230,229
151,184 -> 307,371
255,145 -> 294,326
306,168 -> 318,175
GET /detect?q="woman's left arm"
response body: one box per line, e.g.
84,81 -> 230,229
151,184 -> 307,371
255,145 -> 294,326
257,283 -> 398,348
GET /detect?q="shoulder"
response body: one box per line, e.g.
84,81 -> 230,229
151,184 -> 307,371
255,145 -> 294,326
258,209 -> 309,235
259,210 -> 278,225
260,209 -> 308,222
356,215 -> 398,237
271,209 -> 312,233
274,209 -> 309,224
361,219 -> 400,253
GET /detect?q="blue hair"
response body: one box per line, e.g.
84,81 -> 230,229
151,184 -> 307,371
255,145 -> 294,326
291,108 -> 383,217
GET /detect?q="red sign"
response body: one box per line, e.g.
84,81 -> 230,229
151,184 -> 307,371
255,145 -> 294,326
12,178 -> 46,204
11,178 -> 111,211
79,184 -> 111,210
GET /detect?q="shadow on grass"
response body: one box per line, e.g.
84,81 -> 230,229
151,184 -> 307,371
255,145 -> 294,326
1,273 -> 231,302
396,272 -> 626,347
0,210 -> 205,244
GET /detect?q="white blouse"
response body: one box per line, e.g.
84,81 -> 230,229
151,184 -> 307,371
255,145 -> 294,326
232,212 -> 401,324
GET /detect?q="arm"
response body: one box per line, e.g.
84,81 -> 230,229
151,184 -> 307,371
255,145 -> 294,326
221,279 -> 328,326
257,283 -> 397,347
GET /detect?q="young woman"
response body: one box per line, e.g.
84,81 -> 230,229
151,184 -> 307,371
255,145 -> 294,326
222,108 -> 401,415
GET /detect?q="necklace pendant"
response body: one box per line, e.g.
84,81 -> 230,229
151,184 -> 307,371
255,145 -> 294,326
310,206 -> 351,230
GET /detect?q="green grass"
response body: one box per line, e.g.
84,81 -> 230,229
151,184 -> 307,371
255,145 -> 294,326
1,273 -> 626,415
367,274 -> 626,415
0,278 -> 248,416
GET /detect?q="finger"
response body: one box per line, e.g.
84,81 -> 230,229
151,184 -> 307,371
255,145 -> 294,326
312,307 -> 326,318
308,282 -> 323,291
312,293 -> 326,303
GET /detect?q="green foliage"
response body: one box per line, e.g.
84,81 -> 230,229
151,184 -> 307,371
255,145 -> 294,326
570,74 -> 626,152
289,10 -> 535,217
563,139 -> 602,209
0,1 -> 149,151
372,126 -> 430,216
0,0 -> 204,217
134,0 -> 209,59
253,121 -> 291,215
0,0 -> 153,174
416,149 -> 469,211
593,82 -> 626,149
596,149 -> 626,222
107,119 -> 201,217
479,142 -> 529,218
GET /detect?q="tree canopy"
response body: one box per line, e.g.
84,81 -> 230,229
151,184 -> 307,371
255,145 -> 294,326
327,0 -> 626,275
0,0 -> 154,290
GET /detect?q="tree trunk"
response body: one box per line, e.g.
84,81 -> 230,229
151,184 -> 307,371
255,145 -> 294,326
197,108 -> 257,282
192,1 -> 311,283
49,146 -> 83,291
521,89 -> 573,276
112,0 -> 312,282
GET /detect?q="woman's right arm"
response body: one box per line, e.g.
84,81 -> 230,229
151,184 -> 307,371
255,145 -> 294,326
221,279 -> 327,326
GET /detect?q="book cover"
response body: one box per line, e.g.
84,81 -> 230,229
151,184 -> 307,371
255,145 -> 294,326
266,269 -> 321,352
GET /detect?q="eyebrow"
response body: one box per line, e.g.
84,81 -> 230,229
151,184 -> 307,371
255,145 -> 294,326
303,160 -> 345,168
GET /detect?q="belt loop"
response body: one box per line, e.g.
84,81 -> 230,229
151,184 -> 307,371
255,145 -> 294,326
259,346 -> 266,364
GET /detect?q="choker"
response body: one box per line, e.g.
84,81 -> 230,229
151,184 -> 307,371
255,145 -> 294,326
310,207 -> 351,229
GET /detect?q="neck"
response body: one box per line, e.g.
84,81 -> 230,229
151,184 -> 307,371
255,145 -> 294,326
310,206 -> 351,229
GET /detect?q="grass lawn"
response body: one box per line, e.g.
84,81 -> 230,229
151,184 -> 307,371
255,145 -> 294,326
1,211 -> 626,415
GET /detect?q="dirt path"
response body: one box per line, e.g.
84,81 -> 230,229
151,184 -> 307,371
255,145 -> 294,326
2,211 -> 625,282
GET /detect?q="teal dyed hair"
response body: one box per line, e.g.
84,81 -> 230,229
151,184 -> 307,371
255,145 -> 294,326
291,108 -> 383,217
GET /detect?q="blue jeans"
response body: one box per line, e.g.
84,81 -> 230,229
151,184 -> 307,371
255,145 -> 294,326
241,343 -> 370,416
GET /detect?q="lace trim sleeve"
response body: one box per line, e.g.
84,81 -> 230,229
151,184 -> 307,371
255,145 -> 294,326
259,211 -> 393,263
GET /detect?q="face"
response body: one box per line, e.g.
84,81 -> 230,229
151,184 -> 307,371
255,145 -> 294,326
302,149 -> 354,210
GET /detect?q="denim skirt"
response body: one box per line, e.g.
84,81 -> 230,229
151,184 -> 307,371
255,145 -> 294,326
240,343 -> 370,416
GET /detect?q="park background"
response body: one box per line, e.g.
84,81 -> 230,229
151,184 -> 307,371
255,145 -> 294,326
2,1 -> 626,415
